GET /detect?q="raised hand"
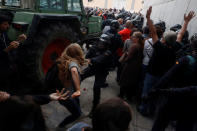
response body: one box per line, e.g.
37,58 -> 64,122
146,6 -> 152,19
184,11 -> 196,23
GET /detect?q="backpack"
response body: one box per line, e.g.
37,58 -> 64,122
45,62 -> 63,93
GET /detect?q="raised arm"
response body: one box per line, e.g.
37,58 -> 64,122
177,11 -> 195,43
71,67 -> 81,98
146,6 -> 159,44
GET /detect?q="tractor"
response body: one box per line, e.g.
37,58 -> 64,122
0,0 -> 102,94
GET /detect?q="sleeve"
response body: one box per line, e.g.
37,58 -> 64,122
123,40 -> 129,53
154,57 -> 188,89
69,62 -> 80,72
118,30 -> 124,36
124,44 -> 138,62
117,34 -> 124,48
90,50 -> 112,65
32,95 -> 51,105
174,41 -> 182,52
153,40 -> 162,49
85,46 -> 96,59
5,33 -> 11,45
169,86 -> 197,97
0,50 -> 8,57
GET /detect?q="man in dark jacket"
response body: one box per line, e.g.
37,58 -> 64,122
0,14 -> 26,93
0,89 -> 69,131
139,6 -> 195,116
151,86 -> 197,131
81,34 -> 113,117
150,33 -> 197,131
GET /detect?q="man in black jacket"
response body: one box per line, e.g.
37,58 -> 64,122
81,34 -> 113,116
0,89 -> 69,131
150,33 -> 197,131
0,14 -> 26,93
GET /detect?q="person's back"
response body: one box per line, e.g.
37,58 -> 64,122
0,95 -> 47,131
92,98 -> 132,131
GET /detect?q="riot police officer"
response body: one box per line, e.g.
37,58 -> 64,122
81,34 -> 113,117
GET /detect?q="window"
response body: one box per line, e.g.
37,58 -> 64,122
2,0 -> 35,9
40,0 -> 64,10
4,0 -> 20,7
67,0 -> 81,12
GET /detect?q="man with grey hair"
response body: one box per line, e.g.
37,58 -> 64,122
139,6 -> 195,116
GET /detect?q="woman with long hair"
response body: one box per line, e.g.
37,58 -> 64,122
119,31 -> 144,101
56,43 -> 86,129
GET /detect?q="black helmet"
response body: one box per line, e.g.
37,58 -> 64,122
100,34 -> 111,44
155,21 -> 166,32
125,17 -> 131,22
170,24 -> 182,32
190,33 -> 197,53
110,20 -> 120,30
131,20 -> 138,27
191,33 -> 197,42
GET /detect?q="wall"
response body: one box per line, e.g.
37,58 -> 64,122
83,0 -> 142,12
141,0 -> 197,36
83,0 -> 106,8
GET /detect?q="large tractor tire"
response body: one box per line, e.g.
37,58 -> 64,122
18,22 -> 78,94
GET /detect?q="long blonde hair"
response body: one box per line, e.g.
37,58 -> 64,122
56,43 -> 86,87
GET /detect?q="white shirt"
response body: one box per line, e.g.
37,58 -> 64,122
143,38 -> 154,66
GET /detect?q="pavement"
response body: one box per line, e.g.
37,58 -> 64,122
42,71 -> 175,131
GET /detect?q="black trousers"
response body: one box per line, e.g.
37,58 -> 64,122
58,98 -> 81,127
152,97 -> 197,131
81,66 -> 108,109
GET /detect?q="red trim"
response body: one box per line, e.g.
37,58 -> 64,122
42,38 -> 70,74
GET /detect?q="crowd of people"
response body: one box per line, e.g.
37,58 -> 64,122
85,7 -> 144,30
83,6 -> 197,131
0,5 -> 197,131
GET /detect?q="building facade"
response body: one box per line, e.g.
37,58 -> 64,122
83,0 -> 142,12
141,0 -> 197,36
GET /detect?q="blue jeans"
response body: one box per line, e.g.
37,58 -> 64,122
142,73 -> 160,98
139,73 -> 160,116
58,98 -> 81,127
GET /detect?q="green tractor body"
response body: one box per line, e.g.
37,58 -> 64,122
0,0 -> 102,94
1,0 -> 102,40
